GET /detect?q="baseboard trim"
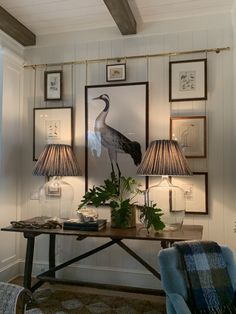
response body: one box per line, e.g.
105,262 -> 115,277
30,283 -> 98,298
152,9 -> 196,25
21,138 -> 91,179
0,259 -> 22,282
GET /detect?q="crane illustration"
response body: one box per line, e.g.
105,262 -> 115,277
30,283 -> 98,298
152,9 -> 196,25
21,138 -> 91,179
93,94 -> 142,177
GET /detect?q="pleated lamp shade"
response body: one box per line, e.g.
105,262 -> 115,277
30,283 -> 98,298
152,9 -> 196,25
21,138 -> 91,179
137,140 -> 192,176
33,144 -> 82,177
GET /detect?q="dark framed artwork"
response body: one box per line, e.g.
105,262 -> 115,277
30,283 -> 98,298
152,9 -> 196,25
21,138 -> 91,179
106,63 -> 126,82
85,82 -> 149,191
169,59 -> 207,102
44,70 -> 63,101
170,172 -> 208,214
170,116 -> 207,158
33,107 -> 73,161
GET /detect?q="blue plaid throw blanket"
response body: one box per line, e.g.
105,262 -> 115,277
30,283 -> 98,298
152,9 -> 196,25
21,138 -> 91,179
175,241 -> 236,314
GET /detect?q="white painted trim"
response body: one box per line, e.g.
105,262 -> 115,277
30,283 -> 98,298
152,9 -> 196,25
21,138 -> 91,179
0,31 -> 24,59
0,259 -> 22,282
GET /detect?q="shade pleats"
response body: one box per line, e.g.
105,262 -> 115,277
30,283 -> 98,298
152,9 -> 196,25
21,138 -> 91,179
33,144 -> 82,177
137,140 -> 192,176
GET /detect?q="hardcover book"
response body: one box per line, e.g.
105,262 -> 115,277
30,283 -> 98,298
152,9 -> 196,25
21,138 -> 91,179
63,219 -> 107,231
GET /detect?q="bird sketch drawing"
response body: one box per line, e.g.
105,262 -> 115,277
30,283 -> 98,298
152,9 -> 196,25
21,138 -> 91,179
92,94 -> 142,177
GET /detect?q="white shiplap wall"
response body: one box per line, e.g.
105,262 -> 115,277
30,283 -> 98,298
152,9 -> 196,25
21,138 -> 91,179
20,15 -> 235,289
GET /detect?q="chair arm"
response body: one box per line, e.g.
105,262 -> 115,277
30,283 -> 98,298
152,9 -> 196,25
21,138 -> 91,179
167,293 -> 191,314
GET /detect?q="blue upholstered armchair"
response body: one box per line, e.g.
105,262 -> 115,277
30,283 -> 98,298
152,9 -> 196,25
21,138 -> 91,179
158,245 -> 236,314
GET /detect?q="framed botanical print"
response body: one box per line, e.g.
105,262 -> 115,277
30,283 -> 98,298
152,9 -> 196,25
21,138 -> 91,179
44,70 -> 63,101
85,82 -> 149,191
33,107 -> 72,161
170,116 -> 206,158
170,172 -> 208,214
169,59 -> 207,101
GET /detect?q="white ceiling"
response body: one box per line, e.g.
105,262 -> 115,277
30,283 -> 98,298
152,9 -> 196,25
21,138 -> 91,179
0,0 -> 234,36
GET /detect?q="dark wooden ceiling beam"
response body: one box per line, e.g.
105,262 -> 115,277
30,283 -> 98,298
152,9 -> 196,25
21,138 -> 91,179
0,6 -> 36,46
103,0 -> 137,35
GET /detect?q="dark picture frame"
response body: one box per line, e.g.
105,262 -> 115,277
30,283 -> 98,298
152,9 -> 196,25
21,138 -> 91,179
170,116 -> 207,158
106,63 -> 126,82
170,172 -> 208,215
33,107 -> 73,161
44,70 -> 63,101
85,82 -> 149,191
169,59 -> 207,102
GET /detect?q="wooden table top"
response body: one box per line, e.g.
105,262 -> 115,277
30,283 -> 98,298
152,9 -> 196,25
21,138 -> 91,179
1,218 -> 203,242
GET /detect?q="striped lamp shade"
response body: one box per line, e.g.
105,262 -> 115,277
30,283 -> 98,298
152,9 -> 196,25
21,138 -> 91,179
33,144 -> 82,177
137,140 -> 192,176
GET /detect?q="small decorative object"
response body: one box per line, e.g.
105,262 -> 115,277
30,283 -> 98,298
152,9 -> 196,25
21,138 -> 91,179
33,144 -> 82,219
78,172 -> 164,230
85,82 -> 148,191
137,140 -> 192,231
44,70 -> 62,101
11,217 -> 62,229
77,207 -> 98,222
33,107 -> 72,161
170,116 -> 206,158
170,172 -> 208,215
106,63 -> 126,82
169,59 -> 207,102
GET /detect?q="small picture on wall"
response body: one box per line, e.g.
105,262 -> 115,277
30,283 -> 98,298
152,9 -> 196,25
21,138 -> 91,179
106,64 -> 126,82
44,70 -> 63,101
169,59 -> 207,101
170,116 -> 206,158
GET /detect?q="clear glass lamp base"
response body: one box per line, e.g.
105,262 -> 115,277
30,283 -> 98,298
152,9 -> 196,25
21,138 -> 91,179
145,176 -> 186,232
39,176 -> 74,220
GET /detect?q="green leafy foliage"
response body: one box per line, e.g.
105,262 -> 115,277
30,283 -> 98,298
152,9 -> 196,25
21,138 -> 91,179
78,172 -> 165,230
138,203 -> 165,232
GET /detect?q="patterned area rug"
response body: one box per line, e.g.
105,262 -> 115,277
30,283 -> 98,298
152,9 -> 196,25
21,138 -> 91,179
26,287 -> 166,314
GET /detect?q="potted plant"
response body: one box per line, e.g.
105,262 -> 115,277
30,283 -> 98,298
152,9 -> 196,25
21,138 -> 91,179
78,173 -> 165,231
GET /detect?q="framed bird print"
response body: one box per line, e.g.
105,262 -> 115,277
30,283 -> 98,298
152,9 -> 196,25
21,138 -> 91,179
85,82 -> 149,192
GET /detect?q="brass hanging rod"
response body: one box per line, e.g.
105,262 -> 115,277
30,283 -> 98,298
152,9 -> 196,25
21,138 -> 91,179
23,46 -> 230,69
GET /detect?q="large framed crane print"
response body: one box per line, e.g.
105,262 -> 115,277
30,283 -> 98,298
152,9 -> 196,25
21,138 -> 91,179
85,82 -> 149,193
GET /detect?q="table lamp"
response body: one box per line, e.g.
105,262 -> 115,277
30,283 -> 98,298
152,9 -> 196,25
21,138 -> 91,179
33,144 -> 82,219
137,139 -> 192,230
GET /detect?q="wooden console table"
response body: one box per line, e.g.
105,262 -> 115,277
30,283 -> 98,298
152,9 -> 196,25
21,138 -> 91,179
1,221 -> 203,293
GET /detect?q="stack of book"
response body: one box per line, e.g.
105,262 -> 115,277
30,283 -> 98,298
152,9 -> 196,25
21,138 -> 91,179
63,219 -> 107,231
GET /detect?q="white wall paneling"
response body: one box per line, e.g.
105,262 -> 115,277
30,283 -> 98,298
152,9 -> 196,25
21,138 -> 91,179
0,48 -> 24,280
0,13 -> 234,289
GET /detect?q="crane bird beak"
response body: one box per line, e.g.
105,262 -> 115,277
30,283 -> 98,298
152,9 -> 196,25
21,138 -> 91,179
92,96 -> 100,100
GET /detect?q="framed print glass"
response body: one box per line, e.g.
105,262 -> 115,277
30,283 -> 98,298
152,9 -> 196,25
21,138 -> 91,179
106,64 -> 126,82
85,82 -> 149,191
170,172 -> 208,214
170,116 -> 206,158
169,59 -> 207,101
44,70 -> 62,101
33,107 -> 72,161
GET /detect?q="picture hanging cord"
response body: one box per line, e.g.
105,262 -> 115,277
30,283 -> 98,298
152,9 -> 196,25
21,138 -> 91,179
85,60 -> 88,86
33,66 -> 36,108
204,50 -> 207,116
23,46 -> 230,69
61,63 -> 64,107
146,56 -> 149,82
71,63 -> 74,108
